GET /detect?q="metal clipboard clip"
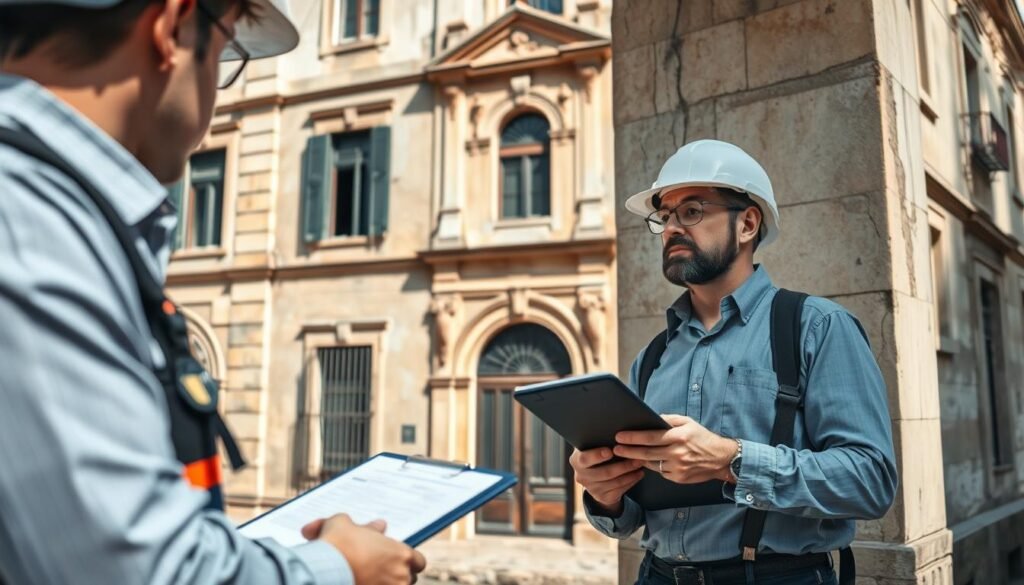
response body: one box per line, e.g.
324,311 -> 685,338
400,455 -> 471,478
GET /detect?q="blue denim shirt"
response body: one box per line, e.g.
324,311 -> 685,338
586,266 -> 897,562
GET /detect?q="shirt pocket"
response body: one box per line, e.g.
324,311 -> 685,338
721,366 -> 778,443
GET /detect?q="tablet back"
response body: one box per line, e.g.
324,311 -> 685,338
514,373 -> 726,510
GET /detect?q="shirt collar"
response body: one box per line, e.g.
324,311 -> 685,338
730,264 -> 775,323
665,265 -> 776,334
0,74 -> 168,226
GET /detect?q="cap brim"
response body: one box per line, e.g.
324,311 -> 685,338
232,0 -> 299,60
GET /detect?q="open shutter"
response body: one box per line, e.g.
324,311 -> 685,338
368,126 -> 391,236
166,180 -> 186,250
301,134 -> 334,244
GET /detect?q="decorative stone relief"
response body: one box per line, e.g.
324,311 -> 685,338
510,74 -> 531,106
557,82 -> 572,113
508,29 -> 538,55
442,84 -> 462,121
509,288 -> 530,318
576,63 -> 598,103
578,290 -> 606,367
469,96 -> 482,140
430,295 -> 462,367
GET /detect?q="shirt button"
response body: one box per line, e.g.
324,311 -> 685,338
700,339 -> 709,347
691,383 -> 700,392
745,494 -> 754,503
677,554 -> 686,561
676,511 -> 686,520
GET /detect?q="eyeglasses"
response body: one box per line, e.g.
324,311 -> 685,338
196,1 -> 251,89
645,200 -> 746,234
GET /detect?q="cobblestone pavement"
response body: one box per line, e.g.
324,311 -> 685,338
416,536 -> 618,585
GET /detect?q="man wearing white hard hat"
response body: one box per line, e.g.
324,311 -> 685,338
569,140 -> 897,585
0,1 -> 424,584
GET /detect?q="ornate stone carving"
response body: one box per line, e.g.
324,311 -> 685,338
510,74 -> 531,106
576,62 -> 599,103
509,288 -> 530,318
442,84 -> 462,121
430,295 -> 461,367
578,290 -> 606,367
508,29 -> 538,55
468,96 -> 482,140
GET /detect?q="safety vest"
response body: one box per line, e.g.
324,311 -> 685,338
0,127 -> 245,510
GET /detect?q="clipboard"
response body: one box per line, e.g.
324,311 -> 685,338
514,373 -> 727,510
239,453 -> 517,547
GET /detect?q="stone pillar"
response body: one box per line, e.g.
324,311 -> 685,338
612,1 -> 952,583
220,55 -> 282,510
435,84 -> 467,247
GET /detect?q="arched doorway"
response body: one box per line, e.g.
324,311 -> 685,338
475,323 -> 573,538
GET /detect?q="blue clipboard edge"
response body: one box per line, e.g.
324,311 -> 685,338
238,452 -> 518,548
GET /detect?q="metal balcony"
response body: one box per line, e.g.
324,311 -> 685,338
965,111 -> 1011,172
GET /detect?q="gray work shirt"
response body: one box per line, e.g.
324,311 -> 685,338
0,74 -> 352,585
585,266 -> 898,562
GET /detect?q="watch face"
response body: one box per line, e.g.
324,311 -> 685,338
731,457 -> 742,477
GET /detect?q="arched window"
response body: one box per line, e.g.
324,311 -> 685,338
499,114 -> 550,219
478,323 -> 571,376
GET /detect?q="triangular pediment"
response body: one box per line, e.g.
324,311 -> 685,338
428,4 -> 609,78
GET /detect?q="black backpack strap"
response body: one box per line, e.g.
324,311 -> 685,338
637,329 -> 668,401
736,289 -> 853,584
739,289 -> 806,559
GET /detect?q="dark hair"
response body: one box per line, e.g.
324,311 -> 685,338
0,0 -> 250,66
714,187 -> 764,250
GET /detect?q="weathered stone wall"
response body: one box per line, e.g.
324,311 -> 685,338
612,1 -> 952,582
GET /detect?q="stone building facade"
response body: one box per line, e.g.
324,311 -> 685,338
164,0 -> 619,567
612,1 -> 1024,584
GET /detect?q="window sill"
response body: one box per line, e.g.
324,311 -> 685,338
495,217 -> 553,230
171,247 -> 226,260
320,36 -> 388,58
919,91 -> 939,123
935,336 -> 958,357
308,235 -> 375,250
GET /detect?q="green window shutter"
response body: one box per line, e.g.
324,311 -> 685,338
166,180 -> 186,250
368,126 -> 391,236
301,134 -> 334,244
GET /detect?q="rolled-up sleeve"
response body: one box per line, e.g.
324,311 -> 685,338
0,175 -> 352,585
730,310 -> 898,519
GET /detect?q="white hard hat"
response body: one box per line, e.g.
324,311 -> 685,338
0,0 -> 299,60
624,140 -> 780,248
233,0 -> 300,60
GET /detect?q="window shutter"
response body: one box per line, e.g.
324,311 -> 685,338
166,180 -> 186,250
368,126 -> 391,236
302,134 -> 334,244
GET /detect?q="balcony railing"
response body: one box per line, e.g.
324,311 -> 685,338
965,111 -> 1011,172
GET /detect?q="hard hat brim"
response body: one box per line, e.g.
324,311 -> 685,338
624,180 -> 779,248
232,0 -> 300,60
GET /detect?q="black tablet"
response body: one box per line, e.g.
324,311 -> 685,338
514,373 -> 726,510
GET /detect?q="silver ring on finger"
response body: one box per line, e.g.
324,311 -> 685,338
658,460 -> 664,474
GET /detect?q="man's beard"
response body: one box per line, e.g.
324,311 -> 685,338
661,224 -> 739,286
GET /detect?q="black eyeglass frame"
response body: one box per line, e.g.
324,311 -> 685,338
196,1 -> 251,89
644,199 -> 747,234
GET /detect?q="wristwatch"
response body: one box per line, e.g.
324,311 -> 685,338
729,438 -> 743,481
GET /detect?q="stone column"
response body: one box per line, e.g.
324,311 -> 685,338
220,54 -> 282,511
434,84 -> 467,247
612,1 -> 952,582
